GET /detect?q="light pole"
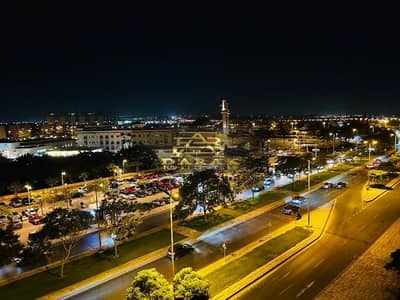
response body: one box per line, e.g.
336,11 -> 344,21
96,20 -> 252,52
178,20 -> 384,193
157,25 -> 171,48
61,171 -> 66,186
165,189 -> 175,277
307,160 -> 311,227
329,133 -> 335,154
95,183 -> 103,252
122,159 -> 127,174
25,184 -> 32,209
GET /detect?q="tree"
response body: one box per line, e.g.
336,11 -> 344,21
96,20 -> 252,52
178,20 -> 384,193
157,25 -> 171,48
126,268 -> 173,300
40,208 -> 92,277
8,181 -> 24,196
385,249 -> 400,274
179,169 -> 233,220
108,214 -> 142,257
79,172 -> 89,184
0,228 -> 23,266
173,267 -> 210,300
240,173 -> 264,200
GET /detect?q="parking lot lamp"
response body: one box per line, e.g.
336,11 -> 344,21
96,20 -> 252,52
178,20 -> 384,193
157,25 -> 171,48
25,184 -> 32,208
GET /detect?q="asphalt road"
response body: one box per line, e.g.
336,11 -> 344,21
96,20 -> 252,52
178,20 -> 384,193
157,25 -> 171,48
70,169 -> 362,300
236,171 -> 400,299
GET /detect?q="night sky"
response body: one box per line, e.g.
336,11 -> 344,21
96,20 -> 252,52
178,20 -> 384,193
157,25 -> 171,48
1,2 -> 399,121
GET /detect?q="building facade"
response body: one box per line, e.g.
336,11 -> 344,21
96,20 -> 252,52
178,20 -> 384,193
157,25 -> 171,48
76,128 -> 177,152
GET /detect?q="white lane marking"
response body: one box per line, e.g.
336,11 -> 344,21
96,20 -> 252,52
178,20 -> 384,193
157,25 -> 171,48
296,280 -> 315,298
281,271 -> 291,279
279,283 -> 294,295
313,258 -> 325,269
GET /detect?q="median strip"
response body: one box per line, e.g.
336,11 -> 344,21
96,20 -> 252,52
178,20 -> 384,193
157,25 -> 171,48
203,226 -> 313,297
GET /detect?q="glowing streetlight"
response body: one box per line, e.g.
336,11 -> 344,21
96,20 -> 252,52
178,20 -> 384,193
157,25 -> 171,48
25,184 -> 32,208
61,171 -> 66,186
329,132 -> 335,154
122,159 -> 127,174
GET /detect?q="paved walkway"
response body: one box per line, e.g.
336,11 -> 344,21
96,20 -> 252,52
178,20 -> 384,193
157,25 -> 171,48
316,218 -> 400,300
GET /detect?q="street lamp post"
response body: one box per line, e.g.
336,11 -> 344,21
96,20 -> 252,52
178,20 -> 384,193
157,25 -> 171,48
122,159 -> 127,174
61,171 -> 66,186
329,133 -> 335,154
95,183 -> 103,252
25,184 -> 32,209
166,190 -> 175,277
307,160 -> 311,227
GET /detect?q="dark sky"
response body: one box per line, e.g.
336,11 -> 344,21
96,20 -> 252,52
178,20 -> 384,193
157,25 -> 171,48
1,2 -> 399,121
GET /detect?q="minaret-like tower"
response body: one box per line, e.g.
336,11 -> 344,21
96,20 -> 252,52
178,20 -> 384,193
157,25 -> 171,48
221,98 -> 229,135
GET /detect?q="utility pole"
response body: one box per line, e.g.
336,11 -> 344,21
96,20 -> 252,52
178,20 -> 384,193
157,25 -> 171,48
307,160 -> 311,227
95,184 -> 103,252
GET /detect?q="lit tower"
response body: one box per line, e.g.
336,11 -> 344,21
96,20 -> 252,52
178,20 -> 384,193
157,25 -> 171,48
221,99 -> 230,135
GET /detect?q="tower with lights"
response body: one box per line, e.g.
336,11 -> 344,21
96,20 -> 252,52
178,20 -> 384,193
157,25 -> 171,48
221,99 -> 230,135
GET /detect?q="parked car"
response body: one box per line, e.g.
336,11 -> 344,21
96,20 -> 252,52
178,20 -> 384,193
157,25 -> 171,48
167,243 -> 194,259
322,182 -> 334,189
0,201 -> 9,208
10,197 -> 23,208
28,214 -> 44,225
291,195 -> 306,205
0,215 -> 9,229
22,208 -> 39,217
77,185 -> 88,193
335,182 -> 347,189
9,220 -> 23,230
282,204 -> 299,215
21,197 -> 34,206
369,184 -> 393,190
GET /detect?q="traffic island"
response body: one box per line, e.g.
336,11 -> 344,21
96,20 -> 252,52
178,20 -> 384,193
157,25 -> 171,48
202,226 -> 313,297
0,229 -> 186,300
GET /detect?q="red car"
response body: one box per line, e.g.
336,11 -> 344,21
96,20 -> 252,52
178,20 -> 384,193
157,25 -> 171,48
28,214 -> 43,225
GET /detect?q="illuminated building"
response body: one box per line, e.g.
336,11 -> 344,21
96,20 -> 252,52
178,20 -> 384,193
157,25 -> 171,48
221,99 -> 230,135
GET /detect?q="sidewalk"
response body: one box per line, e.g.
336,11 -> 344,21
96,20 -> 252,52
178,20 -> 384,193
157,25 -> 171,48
316,218 -> 400,300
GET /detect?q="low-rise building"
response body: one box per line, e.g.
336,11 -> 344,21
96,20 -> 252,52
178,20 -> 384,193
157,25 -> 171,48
76,128 -> 177,152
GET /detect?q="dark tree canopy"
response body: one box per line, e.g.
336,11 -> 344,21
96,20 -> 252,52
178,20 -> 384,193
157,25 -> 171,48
0,228 -> 23,266
179,169 -> 233,218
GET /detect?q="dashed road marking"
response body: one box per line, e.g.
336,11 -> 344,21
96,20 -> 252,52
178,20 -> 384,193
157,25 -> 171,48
296,280 -> 315,298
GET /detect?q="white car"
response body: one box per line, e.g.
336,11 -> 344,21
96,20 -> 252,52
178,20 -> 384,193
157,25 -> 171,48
77,185 -> 88,193
291,195 -> 306,205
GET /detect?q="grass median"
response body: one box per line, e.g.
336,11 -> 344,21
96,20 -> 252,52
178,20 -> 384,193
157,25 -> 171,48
0,229 -> 186,300
180,191 -> 289,231
205,226 -> 313,296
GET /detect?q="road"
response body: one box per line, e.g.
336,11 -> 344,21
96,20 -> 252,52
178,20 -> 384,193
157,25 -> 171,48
70,168 -> 363,300
236,171 -> 400,299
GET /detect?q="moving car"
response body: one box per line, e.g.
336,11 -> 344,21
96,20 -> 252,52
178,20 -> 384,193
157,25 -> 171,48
167,243 -> 194,259
335,182 -> 347,189
291,195 -> 306,205
264,178 -> 273,185
322,182 -> 334,189
282,204 -> 299,215
252,186 -> 265,192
